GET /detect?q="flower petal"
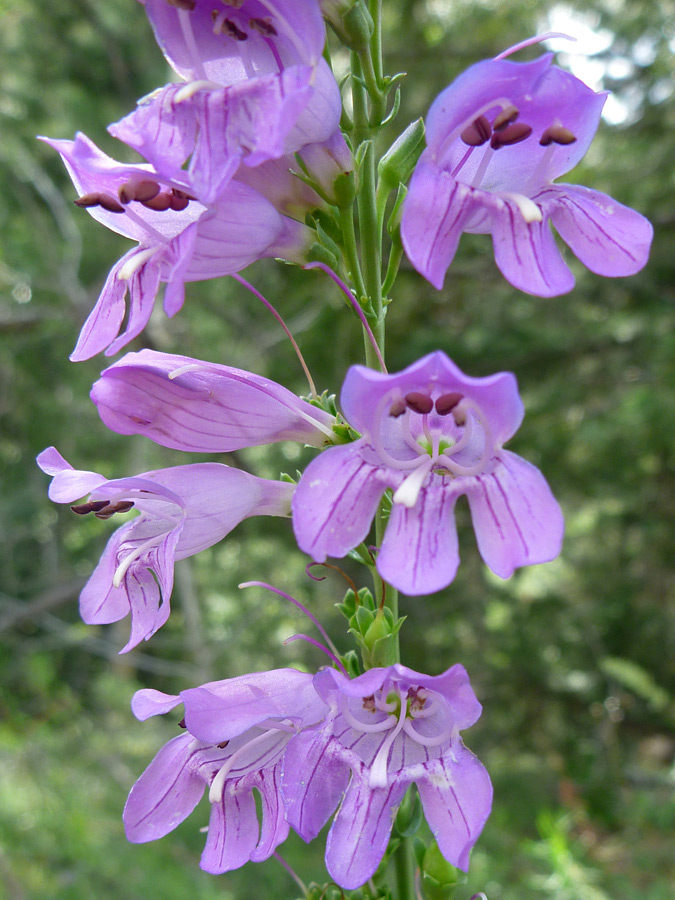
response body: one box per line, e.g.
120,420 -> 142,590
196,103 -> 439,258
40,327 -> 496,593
70,254 -> 131,362
292,443 -> 385,561
466,449 -> 564,578
124,733 -> 204,843
251,766 -> 290,862
377,483 -> 460,595
200,786 -> 260,874
283,726 -> 349,842
543,183 -> 653,277
325,776 -> 408,889
36,447 -> 106,501
417,745 -> 493,872
131,689 -> 182,721
401,156 -> 475,290
491,201 -> 575,297
182,669 -> 320,743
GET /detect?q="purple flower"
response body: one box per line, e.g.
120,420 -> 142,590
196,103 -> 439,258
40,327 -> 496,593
118,0 -> 341,191
37,447 -> 294,651
124,668 -> 327,873
282,663 -> 492,889
90,349 -> 336,452
401,50 -> 653,296
43,132 -> 311,360
292,351 -> 564,595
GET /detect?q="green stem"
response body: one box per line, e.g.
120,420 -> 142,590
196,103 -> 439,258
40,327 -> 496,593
350,32 -> 400,659
394,835 -> 416,900
339,203 -> 367,301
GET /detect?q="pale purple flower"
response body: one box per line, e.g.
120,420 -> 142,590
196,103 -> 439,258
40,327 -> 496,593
292,351 -> 564,595
124,668 -> 327,873
115,0 -> 341,196
43,132 -> 311,360
401,50 -> 653,296
37,446 -> 294,652
282,663 -> 492,889
90,349 -> 336,452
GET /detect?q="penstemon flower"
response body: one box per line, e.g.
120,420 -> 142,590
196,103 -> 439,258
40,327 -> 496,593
124,668 -> 327,873
90,349 -> 336,452
401,46 -> 653,296
292,351 -> 564,594
282,663 -> 492,889
117,0 -> 341,196
37,447 -> 294,651
44,133 -> 311,360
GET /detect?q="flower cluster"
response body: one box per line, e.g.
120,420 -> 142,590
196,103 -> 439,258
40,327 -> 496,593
124,663 -> 492,888
37,2 -> 653,894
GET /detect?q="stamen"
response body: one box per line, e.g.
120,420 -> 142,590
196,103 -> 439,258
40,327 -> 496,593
112,532 -> 167,588
460,115 -> 491,147
93,500 -> 135,520
169,191 -> 190,211
175,80 -> 217,103
167,0 -> 196,9
118,247 -> 159,281
249,16 -> 277,36
470,142 -> 494,189
223,18 -> 248,40
208,728 -> 280,803
402,717 -> 454,747
405,392 -> 433,415
211,9 -> 228,35
118,180 -> 160,204
220,0 -> 245,7
141,193 -> 172,211
435,392 -> 463,415
392,458 -> 433,507
389,398 -> 407,418
370,393 -> 426,472
74,192 -> 125,213
539,124 -> 577,146
177,9 -> 209,81
493,105 -> 519,131
499,191 -> 542,224
71,499 -> 110,515
339,693 -> 396,734
490,122 -> 532,149
368,690 -> 408,789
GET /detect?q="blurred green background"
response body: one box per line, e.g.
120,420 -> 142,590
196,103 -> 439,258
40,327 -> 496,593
0,0 -> 673,898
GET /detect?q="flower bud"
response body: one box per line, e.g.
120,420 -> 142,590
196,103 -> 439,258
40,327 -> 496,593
321,0 -> 374,50
378,118 -> 426,193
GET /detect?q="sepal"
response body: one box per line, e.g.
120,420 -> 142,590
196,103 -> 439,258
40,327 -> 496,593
421,841 -> 468,900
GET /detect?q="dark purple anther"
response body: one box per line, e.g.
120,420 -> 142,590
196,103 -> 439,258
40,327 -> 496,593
490,122 -> 532,149
435,392 -> 463,415
166,0 -> 196,10
388,398 -> 407,418
493,105 -> 519,131
169,192 -> 189,211
460,115 -> 491,147
223,18 -> 248,40
94,500 -> 136,520
74,192 -> 125,213
249,17 -> 278,37
539,124 -> 577,146
97,194 -> 126,213
405,392 -> 434,414
118,180 -> 161,204
71,499 -> 110,515
141,193 -> 172,211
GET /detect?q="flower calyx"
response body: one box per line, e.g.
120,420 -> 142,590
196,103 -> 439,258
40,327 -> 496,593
337,587 -> 405,670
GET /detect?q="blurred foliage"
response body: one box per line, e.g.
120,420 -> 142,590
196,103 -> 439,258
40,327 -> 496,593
1,0 -> 674,898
